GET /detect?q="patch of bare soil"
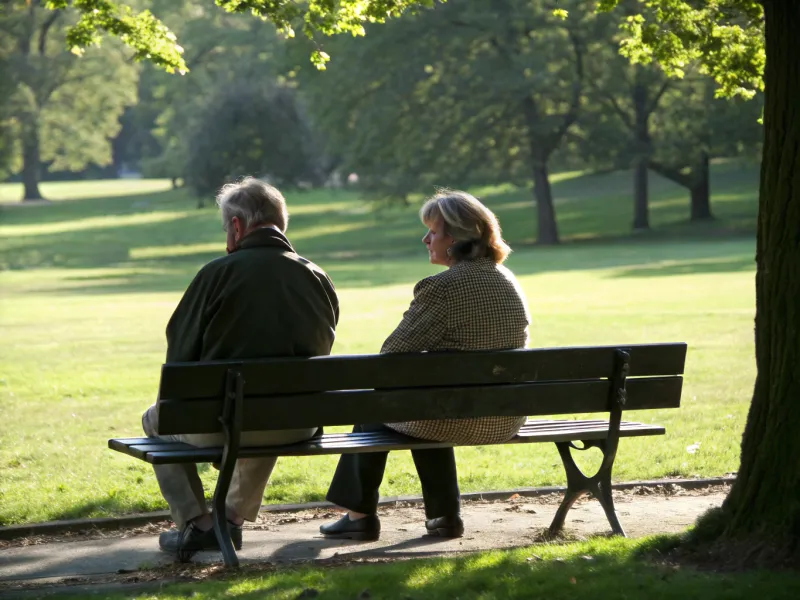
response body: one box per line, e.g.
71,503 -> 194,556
0,521 -> 173,551
0,482 -> 730,550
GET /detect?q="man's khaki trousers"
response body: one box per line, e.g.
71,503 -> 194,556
142,404 -> 316,529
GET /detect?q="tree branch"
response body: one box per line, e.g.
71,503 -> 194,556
591,83 -> 634,130
446,17 -> 489,33
551,28 -> 585,143
38,9 -> 62,56
17,0 -> 38,56
648,159 -> 692,188
644,78 -> 671,116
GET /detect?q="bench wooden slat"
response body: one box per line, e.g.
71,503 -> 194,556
158,344 -> 687,400
312,419 -> 632,441
109,419 -> 666,465
157,375 -> 682,435
111,420 -> 639,448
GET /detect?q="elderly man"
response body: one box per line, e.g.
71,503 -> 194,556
142,177 -> 339,558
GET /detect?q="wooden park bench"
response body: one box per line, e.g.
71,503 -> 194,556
109,343 -> 686,567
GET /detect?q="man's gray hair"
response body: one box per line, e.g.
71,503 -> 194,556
216,177 -> 289,233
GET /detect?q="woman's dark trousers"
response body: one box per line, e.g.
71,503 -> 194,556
325,423 -> 461,519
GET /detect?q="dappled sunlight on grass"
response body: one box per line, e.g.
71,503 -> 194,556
0,171 -> 760,525
0,210 -> 189,238
130,242 -> 222,260
290,220 -> 370,241
0,179 -> 172,203
284,199 -> 363,215
0,238 -> 756,523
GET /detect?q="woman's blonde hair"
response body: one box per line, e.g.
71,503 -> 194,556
420,189 -> 511,264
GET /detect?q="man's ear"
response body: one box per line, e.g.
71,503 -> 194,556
231,216 -> 242,238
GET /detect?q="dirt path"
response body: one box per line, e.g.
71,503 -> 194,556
0,484 -> 728,596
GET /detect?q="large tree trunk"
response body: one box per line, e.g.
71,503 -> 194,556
633,158 -> 649,230
632,78 -> 650,230
21,117 -> 44,201
713,0 -> 800,564
532,161 -> 559,245
523,97 -> 561,246
690,151 -> 712,221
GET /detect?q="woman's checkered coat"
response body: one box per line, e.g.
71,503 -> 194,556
381,257 -> 531,444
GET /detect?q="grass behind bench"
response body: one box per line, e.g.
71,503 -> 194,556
0,168 -> 757,525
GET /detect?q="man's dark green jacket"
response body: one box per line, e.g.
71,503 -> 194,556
165,227 -> 339,363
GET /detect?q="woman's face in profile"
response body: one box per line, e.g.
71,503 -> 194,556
422,216 -> 455,266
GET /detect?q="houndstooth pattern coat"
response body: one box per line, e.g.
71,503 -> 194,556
381,257 -> 531,444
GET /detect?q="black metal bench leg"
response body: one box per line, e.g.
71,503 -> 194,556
211,369 -> 245,568
548,440 -> 627,538
548,441 -> 589,537
212,485 -> 238,568
594,474 -> 626,536
548,349 -> 630,537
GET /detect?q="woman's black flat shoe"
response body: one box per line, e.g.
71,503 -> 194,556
425,515 -> 464,538
320,514 -> 380,541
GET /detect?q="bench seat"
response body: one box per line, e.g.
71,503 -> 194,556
109,418 -> 665,464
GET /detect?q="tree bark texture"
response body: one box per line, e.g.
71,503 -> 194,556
690,151 -> 712,221
21,116 -> 43,201
632,79 -> 650,230
532,161 -> 559,245
633,158 -> 649,230
720,0 -> 800,560
522,94 -> 563,246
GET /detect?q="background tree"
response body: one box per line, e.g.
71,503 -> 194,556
111,0 -> 325,198
648,79 -> 763,221
0,10 -> 18,182
300,0 -> 600,245
584,59 -> 762,228
184,82 -> 322,204
1,0 -> 137,200
583,44 -> 673,230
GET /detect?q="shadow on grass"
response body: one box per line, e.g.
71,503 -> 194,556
0,189 -> 190,227
15,236 -> 757,296
268,535 -> 459,565
610,256 -> 755,278
1,164 -> 759,295
136,533 -> 800,600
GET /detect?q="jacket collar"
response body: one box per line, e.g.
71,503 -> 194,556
235,226 -> 295,253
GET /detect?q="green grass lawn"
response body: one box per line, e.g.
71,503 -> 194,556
63,536 -> 800,600
0,164 -> 758,526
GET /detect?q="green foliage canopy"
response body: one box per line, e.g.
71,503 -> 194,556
51,1 -> 766,98
597,0 -> 764,98
47,0 -> 436,72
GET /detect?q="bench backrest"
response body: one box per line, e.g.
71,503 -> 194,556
155,344 -> 686,436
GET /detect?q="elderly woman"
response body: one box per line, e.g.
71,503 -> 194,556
320,189 -> 530,541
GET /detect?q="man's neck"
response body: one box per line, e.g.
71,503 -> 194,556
244,223 -> 281,237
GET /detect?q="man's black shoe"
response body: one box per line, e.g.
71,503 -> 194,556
159,521 -> 243,561
425,515 -> 464,538
319,514 -> 380,541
